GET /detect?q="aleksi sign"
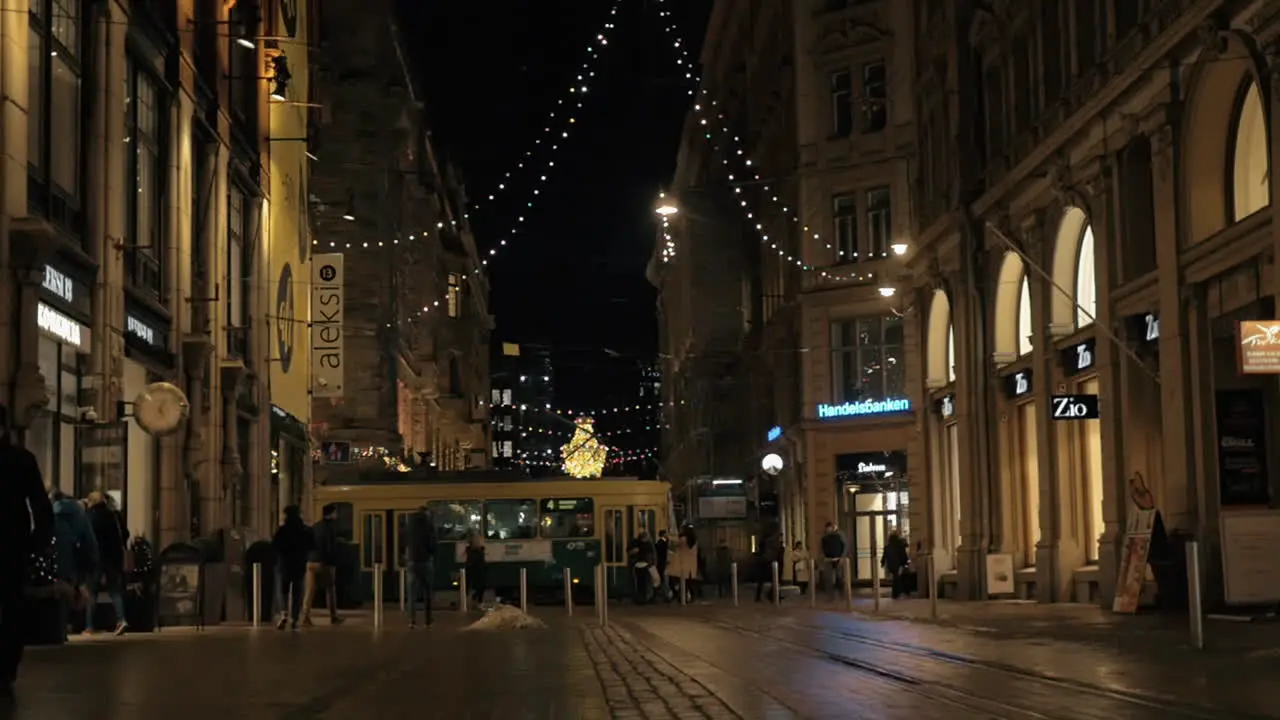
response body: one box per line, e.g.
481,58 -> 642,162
311,254 -> 345,398
37,302 -> 88,350
43,266 -> 74,304
126,315 -> 156,346
817,398 -> 911,419
1050,394 -> 1100,420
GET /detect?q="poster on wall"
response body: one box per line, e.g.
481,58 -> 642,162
1112,473 -> 1159,614
1214,390 -> 1269,506
985,553 -> 1015,596
310,254 -> 344,398
1220,509 -> 1280,605
1238,320 -> 1280,374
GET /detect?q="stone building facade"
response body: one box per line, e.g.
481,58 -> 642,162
308,0 -> 491,490
909,0 -> 1280,608
652,0 -> 922,574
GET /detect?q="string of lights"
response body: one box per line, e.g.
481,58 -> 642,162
653,0 -> 696,92
470,2 -> 621,268
518,424 -> 667,438
485,400 -> 682,416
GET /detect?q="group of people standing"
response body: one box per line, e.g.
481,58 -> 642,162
628,526 -> 704,604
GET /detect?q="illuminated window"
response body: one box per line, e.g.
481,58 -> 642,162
1017,276 -> 1032,356
831,315 -> 904,403
1232,80 -> 1270,221
447,273 -> 460,318
1075,224 -> 1097,328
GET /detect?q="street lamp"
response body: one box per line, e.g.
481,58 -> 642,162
878,286 -> 897,297
890,242 -> 908,256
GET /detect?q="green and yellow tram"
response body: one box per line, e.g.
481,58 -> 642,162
312,470 -> 671,603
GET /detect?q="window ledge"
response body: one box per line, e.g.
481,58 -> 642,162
1072,564 -> 1100,579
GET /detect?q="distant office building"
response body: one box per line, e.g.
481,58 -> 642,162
491,342 -> 559,475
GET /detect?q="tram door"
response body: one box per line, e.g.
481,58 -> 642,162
358,510 -> 387,602
601,506 -> 630,598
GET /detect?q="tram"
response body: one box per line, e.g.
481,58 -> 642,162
311,468 -> 671,603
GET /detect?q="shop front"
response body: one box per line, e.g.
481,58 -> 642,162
32,263 -> 93,494
837,450 -> 908,582
997,367 -> 1040,584
271,405 -> 309,519
122,298 -> 174,541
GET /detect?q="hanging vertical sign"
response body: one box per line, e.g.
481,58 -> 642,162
310,254 -> 344,398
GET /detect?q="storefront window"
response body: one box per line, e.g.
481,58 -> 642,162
1017,402 -> 1040,568
32,336 -> 81,493
831,315 -> 905,404
1080,377 -> 1104,562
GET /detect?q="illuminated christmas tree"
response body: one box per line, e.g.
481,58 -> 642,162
561,417 -> 608,478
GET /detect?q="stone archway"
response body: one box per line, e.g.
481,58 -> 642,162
1048,206 -> 1096,335
992,252 -> 1031,365
925,290 -> 954,389
1183,32 -> 1270,244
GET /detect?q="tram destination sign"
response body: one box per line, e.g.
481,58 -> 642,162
1050,394 -> 1100,421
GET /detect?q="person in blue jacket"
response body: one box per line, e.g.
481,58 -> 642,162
51,490 -> 99,638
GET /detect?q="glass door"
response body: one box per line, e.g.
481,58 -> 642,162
358,510 -> 386,602
601,506 -> 629,598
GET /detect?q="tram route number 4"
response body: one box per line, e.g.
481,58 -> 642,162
1050,394 -> 1100,421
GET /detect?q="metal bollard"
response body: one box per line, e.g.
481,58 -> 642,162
595,565 -> 604,625
520,568 -> 528,614
564,571 -> 573,616
680,575 -> 687,606
251,562 -> 262,628
771,561 -> 780,607
460,567 -> 469,612
399,568 -> 407,611
373,562 -> 383,628
841,557 -> 853,611
730,562 -> 739,607
1187,541 -> 1204,649
600,565 -> 609,627
871,552 -> 881,612
928,556 -> 939,620
808,559 -> 816,608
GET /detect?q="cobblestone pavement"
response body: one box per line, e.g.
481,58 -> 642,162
611,602 -> 1280,719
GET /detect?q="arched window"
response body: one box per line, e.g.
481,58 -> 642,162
947,324 -> 956,383
1232,80 -> 1270,221
1017,276 -> 1032,356
1075,224 -> 1097,328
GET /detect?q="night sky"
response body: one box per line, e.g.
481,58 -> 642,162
400,0 -> 711,409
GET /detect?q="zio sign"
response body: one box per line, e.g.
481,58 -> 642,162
1050,394 -> 1100,421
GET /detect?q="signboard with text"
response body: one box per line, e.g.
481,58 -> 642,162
311,254 -> 344,398
1049,394 -> 1100,420
1238,320 -> 1280,374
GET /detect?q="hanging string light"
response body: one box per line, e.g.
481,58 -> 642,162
470,2 -> 623,268
654,0 -> 696,92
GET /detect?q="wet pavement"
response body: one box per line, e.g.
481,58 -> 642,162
4,603 -> 1278,719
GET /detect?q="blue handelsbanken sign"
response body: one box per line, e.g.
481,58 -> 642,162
817,398 -> 912,419
766,426 -> 783,442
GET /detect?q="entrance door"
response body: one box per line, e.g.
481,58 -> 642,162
601,506 -> 630,597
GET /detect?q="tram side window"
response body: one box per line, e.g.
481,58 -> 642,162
485,499 -> 537,540
427,500 -> 483,541
540,498 -> 595,539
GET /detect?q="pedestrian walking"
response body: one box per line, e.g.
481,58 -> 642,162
820,522 -> 846,600
84,491 -> 129,635
654,529 -> 671,601
0,410 -> 54,697
881,529 -> 910,599
272,505 -> 312,630
715,540 -> 732,599
406,505 -> 437,628
669,527 -> 700,603
754,527 -> 782,602
51,491 -> 97,637
464,530 -> 487,607
301,503 -> 343,627
627,530 -> 657,604
791,541 -> 811,595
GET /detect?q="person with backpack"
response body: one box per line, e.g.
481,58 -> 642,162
51,491 -> 98,638
405,505 -> 437,628
84,491 -> 129,635
272,505 -> 312,630
302,503 -> 343,627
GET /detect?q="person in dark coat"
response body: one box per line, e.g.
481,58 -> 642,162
51,491 -> 98,637
754,528 -> 783,602
464,530 -> 487,607
0,413 -> 54,696
405,506 -> 437,627
881,529 -> 911,599
301,503 -> 342,627
272,505 -> 312,630
654,530 -> 670,601
85,491 -> 128,635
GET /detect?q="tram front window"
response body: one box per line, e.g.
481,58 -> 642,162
486,499 -> 537,540
540,498 -> 594,538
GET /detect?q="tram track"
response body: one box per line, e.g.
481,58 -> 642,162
698,614 -> 1267,720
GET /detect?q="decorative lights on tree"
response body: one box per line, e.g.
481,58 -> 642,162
561,417 -> 608,479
